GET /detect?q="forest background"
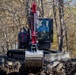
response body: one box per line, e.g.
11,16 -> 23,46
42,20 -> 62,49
0,0 -> 76,58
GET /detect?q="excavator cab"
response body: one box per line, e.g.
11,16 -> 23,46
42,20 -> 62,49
18,18 -> 53,50
37,18 -> 53,50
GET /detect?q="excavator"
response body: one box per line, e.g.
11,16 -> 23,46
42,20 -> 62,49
5,2 -> 69,75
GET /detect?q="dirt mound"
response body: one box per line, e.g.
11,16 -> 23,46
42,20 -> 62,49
0,62 -> 76,75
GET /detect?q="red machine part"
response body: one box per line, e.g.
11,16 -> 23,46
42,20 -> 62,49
31,2 -> 36,13
31,31 -> 37,44
31,2 -> 37,44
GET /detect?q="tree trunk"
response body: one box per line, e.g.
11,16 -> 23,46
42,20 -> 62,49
53,0 -> 59,49
58,0 -> 64,51
25,0 -> 30,24
40,0 -> 44,17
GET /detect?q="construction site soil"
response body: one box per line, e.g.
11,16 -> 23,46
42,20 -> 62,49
0,62 -> 76,75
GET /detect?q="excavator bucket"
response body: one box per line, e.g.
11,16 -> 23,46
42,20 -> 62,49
25,50 -> 43,67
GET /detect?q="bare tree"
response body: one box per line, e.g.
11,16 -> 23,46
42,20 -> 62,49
53,0 -> 59,49
40,0 -> 44,17
58,0 -> 64,51
58,0 -> 69,51
25,0 -> 30,24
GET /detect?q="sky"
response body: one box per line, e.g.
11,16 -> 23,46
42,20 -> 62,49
64,0 -> 76,2
64,0 -> 76,6
71,0 -> 76,6
66,0 -> 76,1
73,0 -> 76,1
